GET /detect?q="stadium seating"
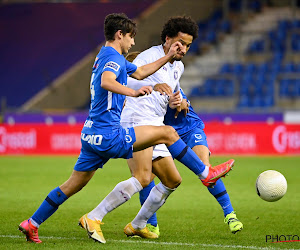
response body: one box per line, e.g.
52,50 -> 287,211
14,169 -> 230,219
189,9 -> 232,54
247,19 -> 300,54
189,16 -> 300,109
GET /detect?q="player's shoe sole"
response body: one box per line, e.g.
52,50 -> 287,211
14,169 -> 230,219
124,222 -> 158,239
78,214 -> 106,243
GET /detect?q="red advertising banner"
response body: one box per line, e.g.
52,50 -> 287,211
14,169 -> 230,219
204,122 -> 300,155
0,124 -> 81,155
0,123 -> 299,155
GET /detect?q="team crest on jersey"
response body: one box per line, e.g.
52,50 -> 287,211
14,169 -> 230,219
104,61 -> 120,72
195,134 -> 202,140
125,135 -> 132,143
174,70 -> 178,80
124,128 -> 132,143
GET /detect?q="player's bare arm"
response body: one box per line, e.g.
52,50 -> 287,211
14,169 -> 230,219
131,41 -> 183,80
101,71 -> 152,97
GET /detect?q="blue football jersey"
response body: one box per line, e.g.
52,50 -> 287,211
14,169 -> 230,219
164,88 -> 205,136
82,46 -> 137,134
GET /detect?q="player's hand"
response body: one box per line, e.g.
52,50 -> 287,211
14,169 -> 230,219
154,83 -> 172,96
167,41 -> 183,58
174,98 -> 189,118
132,86 -> 153,97
169,90 -> 181,109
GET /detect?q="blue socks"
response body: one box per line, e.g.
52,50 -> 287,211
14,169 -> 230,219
208,179 -> 233,216
139,180 -> 157,226
168,139 -> 206,175
31,187 -> 68,225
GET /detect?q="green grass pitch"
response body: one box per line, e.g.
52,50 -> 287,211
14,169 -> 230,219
0,155 -> 299,249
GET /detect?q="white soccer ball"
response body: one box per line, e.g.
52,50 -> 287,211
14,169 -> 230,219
256,170 -> 287,202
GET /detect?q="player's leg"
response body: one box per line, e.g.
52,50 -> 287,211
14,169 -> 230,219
19,170 -> 96,243
19,140 -> 105,243
127,147 -> 154,188
133,125 -> 234,187
188,129 -> 243,234
78,126 -> 157,243
192,144 -> 210,166
139,176 -> 158,231
121,122 -> 159,231
87,147 -> 153,223
82,148 -> 154,240
139,143 -> 174,236
193,145 -> 235,215
79,170 -> 144,244
125,156 -> 181,238
33,170 -> 95,224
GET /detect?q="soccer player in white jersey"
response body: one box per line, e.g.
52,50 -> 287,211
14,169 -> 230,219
122,16 -> 243,237
19,13 -> 234,244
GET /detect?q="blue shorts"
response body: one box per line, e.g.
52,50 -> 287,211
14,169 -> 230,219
74,127 -> 136,172
180,127 -> 209,149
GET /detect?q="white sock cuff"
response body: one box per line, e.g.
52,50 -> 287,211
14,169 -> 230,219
129,177 -> 143,192
198,165 -> 209,180
156,182 -> 176,196
29,218 -> 40,228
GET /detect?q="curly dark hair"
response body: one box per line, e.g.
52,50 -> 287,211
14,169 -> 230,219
160,16 -> 198,43
104,13 -> 137,41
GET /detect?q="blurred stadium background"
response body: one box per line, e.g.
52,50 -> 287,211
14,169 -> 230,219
0,0 -> 300,156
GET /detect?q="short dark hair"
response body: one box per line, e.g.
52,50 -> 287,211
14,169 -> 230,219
104,13 -> 137,41
160,16 -> 198,43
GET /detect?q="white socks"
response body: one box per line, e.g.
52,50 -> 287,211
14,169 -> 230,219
131,182 -> 175,230
199,165 -> 209,179
88,177 -> 142,221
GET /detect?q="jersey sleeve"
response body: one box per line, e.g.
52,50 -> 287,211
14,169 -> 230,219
127,77 -> 155,90
126,60 -> 138,76
101,55 -> 123,78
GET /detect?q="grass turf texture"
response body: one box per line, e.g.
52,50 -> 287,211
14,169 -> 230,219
0,156 -> 299,250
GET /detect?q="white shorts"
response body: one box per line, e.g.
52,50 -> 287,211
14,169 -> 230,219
120,121 -> 171,160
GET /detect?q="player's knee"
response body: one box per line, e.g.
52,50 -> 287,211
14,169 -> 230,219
176,176 -> 182,187
163,175 -> 182,189
170,176 -> 182,189
134,175 -> 151,188
163,126 -> 179,143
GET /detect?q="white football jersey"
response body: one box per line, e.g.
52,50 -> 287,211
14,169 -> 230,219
120,45 -> 184,124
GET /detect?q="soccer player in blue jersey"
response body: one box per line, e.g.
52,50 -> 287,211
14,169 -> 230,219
19,13 -> 234,244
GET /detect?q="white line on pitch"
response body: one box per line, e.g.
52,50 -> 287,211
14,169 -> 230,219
1,235 -> 298,250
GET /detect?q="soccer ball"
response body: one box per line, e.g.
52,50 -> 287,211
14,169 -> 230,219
256,170 -> 287,202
